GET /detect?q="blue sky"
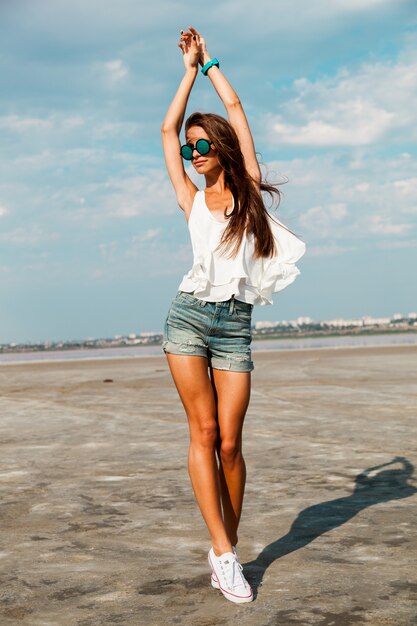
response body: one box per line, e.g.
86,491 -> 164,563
1,0 -> 416,343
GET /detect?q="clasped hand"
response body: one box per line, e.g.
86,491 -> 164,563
178,26 -> 210,69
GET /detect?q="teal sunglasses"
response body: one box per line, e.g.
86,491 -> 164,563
180,138 -> 213,161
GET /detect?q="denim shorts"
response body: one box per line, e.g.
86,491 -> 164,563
162,291 -> 254,372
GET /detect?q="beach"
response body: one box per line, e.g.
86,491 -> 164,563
1,345 -> 416,625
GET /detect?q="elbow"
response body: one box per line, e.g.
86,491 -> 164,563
161,124 -> 179,135
226,98 -> 242,109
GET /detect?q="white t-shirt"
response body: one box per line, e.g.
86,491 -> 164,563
178,190 -> 306,306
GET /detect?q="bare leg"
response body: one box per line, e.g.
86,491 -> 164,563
210,367 -> 251,547
165,353 -> 232,556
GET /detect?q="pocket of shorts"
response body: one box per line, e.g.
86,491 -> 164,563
176,291 -> 202,307
234,303 -> 253,324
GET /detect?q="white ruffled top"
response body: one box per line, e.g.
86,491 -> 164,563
178,190 -> 306,306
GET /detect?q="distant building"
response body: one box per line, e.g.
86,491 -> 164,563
362,315 -> 391,325
322,318 -> 363,328
254,321 -> 277,330
297,316 -> 313,324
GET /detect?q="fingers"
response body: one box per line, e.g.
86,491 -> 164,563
178,33 -> 190,47
179,27 -> 200,42
180,34 -> 195,44
188,26 -> 200,37
179,33 -> 191,46
178,30 -> 199,55
178,38 -> 191,55
186,27 -> 205,54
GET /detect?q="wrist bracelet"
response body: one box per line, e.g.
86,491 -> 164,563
201,58 -> 219,76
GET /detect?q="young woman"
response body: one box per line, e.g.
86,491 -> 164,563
161,26 -> 306,604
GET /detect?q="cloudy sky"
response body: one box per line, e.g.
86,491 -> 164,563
1,0 -> 416,343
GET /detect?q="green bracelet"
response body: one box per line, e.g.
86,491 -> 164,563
201,58 -> 220,76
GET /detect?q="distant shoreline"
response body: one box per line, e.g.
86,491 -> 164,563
2,327 -> 416,355
0,332 -> 416,366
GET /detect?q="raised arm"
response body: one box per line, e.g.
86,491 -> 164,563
161,35 -> 199,217
189,26 -> 261,184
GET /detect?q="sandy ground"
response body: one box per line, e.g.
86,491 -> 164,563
0,345 -> 416,626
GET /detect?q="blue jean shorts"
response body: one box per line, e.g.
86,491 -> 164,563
162,291 -> 254,372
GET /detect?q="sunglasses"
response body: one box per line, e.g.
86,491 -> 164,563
180,138 -> 213,161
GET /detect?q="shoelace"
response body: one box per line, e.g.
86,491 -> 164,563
232,559 -> 246,588
221,556 -> 246,590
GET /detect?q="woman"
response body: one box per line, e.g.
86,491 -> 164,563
161,26 -> 306,604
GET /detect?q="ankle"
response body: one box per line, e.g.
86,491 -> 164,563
212,541 -> 233,557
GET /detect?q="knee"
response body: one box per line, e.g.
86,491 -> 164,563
192,421 -> 218,451
220,439 -> 242,466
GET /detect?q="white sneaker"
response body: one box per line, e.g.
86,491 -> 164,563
211,546 -> 238,589
208,548 -> 253,604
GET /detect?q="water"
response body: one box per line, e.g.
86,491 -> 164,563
253,332 -> 417,353
0,332 -> 416,365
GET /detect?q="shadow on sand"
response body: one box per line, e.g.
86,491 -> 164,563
244,456 -> 417,596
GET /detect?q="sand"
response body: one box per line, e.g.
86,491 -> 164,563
0,345 -> 416,626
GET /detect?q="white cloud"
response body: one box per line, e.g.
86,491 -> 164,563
271,100 -> 394,146
0,115 -> 53,133
265,53 -> 417,147
0,114 -> 85,136
267,151 -> 417,245
61,116 -> 84,130
376,239 -> 417,249
298,203 -> 348,235
367,215 -> 414,235
393,177 -> 417,195
139,228 -> 161,242
307,243 -> 357,257
101,171 -> 176,219
90,239 -> 192,281
355,183 -> 370,192
0,226 -> 60,245
103,60 -> 128,82
0,205 -> 9,217
125,229 -> 162,259
93,121 -> 141,139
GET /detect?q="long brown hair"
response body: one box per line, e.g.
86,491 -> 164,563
185,112 -> 286,259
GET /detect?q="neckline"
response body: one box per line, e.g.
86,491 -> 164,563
202,190 -> 234,225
